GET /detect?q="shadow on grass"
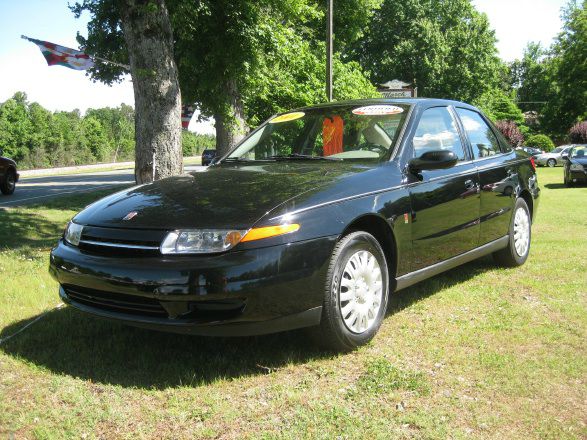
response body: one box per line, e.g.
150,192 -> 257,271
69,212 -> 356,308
0,188 -> 126,251
544,182 -> 586,190
0,257 -> 495,389
544,183 -> 566,190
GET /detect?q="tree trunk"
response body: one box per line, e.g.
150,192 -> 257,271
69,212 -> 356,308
120,0 -> 182,184
214,79 -> 248,157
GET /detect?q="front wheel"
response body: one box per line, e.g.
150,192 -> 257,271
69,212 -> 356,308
493,198 -> 531,267
314,231 -> 389,352
0,170 -> 16,195
547,159 -> 556,167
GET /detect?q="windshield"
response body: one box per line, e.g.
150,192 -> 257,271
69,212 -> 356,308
570,146 -> 586,159
552,147 -> 563,153
226,104 -> 410,162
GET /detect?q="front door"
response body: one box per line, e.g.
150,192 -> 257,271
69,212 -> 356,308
407,106 -> 481,271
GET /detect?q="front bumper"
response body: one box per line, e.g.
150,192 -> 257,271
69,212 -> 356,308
569,169 -> 587,183
50,236 -> 337,336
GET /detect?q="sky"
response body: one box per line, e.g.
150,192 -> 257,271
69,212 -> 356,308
0,0 -> 570,134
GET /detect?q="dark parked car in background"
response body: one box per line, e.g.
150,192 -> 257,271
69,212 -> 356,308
50,99 -> 540,351
564,145 -> 587,186
201,149 -> 217,166
0,148 -> 19,195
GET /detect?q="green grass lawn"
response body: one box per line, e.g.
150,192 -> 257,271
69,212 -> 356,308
0,168 -> 585,439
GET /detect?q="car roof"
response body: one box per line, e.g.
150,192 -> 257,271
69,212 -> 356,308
292,97 -> 478,112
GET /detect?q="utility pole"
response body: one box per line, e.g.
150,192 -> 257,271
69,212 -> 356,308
326,0 -> 333,102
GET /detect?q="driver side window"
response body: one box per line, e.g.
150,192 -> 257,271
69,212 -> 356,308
413,107 -> 466,161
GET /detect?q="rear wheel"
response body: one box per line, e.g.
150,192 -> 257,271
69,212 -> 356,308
493,198 -> 531,267
314,231 -> 389,352
0,169 -> 16,195
547,158 -> 556,167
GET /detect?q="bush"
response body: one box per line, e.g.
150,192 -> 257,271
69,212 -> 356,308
474,89 -> 524,123
495,120 -> 524,147
526,134 -> 555,151
569,121 -> 587,143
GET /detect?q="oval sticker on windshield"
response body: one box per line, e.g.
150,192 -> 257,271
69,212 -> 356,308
352,105 -> 404,116
269,112 -> 305,123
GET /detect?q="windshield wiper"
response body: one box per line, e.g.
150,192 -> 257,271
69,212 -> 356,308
266,154 -> 342,161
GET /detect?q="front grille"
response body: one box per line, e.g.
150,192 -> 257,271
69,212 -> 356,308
78,226 -> 166,257
64,285 -> 167,317
63,285 -> 247,322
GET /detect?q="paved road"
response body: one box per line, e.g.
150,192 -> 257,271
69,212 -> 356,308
0,166 -> 204,208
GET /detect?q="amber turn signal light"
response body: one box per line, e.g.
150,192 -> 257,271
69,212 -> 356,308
241,224 -> 300,242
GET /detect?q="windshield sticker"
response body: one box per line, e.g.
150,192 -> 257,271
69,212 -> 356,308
352,105 -> 404,116
269,112 -> 305,123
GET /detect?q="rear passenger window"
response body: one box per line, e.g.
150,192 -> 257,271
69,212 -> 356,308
456,108 -> 502,159
412,107 -> 466,161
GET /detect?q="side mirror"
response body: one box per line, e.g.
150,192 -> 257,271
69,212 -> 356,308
409,150 -> 458,173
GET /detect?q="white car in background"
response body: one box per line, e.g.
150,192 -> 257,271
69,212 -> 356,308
535,146 -> 573,167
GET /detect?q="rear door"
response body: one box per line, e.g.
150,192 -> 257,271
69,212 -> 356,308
455,108 -> 516,245
407,106 -> 480,271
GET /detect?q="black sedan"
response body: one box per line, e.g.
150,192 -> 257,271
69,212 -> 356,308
564,145 -> 587,186
49,99 -> 540,351
0,148 -> 19,195
201,149 -> 217,166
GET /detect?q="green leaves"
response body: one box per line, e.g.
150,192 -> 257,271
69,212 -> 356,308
351,0 -> 502,103
0,93 -> 137,168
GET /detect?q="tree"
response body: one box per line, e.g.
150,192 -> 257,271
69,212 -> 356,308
74,0 -> 378,158
351,0 -> 503,103
526,134 -> 555,151
569,121 -> 587,143
509,2 -> 586,140
550,0 -> 587,133
72,0 -> 182,183
0,92 -> 32,162
495,121 -> 524,147
474,89 -> 524,123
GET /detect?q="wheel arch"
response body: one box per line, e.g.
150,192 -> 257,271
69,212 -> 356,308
340,214 -> 398,288
518,189 -> 534,222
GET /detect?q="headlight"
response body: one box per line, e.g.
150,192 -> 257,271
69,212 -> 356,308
160,224 -> 300,254
570,163 -> 584,171
160,229 -> 247,254
64,221 -> 84,246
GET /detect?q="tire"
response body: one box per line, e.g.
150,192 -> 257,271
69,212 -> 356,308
0,169 -> 16,195
493,198 -> 531,267
313,231 -> 389,352
547,159 -> 556,167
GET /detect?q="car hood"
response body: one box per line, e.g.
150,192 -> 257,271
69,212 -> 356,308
73,162 -> 378,230
571,157 -> 587,166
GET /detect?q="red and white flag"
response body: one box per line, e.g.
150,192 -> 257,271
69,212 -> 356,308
181,105 -> 195,130
24,36 -> 95,71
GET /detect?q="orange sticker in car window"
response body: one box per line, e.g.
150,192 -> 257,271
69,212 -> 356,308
352,105 -> 404,116
269,112 -> 305,123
